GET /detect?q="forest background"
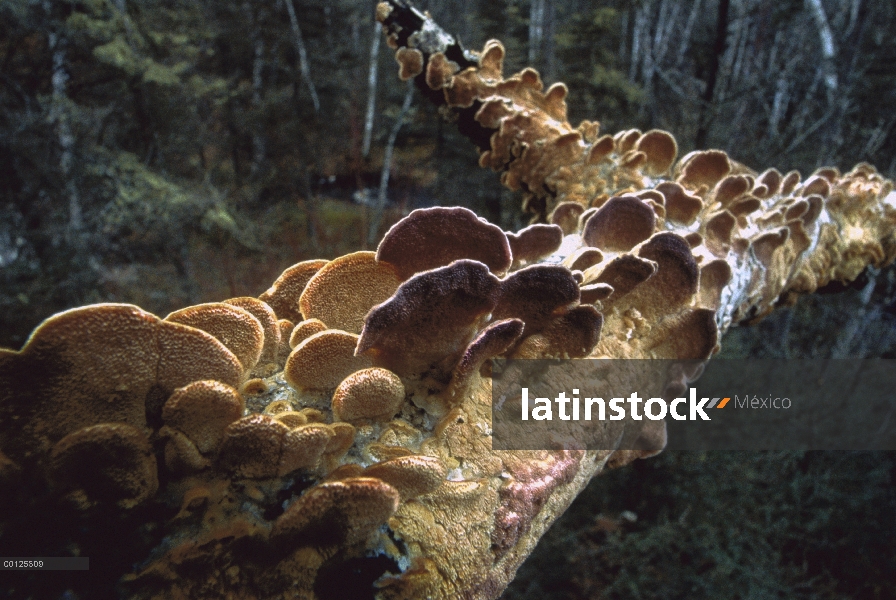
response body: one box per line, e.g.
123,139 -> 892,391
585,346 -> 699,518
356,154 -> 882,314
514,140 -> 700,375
1,0 -> 895,597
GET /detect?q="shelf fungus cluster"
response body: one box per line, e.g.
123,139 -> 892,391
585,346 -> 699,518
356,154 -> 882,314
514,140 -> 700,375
1,4 -> 895,600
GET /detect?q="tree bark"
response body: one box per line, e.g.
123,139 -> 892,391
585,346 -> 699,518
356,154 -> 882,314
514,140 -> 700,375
284,0 -> 320,113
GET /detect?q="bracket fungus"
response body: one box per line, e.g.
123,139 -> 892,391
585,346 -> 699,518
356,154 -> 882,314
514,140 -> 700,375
1,2 -> 895,599
332,367 -> 406,423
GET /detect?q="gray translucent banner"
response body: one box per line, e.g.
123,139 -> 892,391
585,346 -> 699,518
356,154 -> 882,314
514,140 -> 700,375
491,359 -> 896,450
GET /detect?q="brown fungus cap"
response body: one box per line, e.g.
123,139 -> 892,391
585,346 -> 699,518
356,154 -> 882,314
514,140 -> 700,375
650,308 -> 720,360
704,210 -> 737,254
364,455 -> 446,500
299,251 -> 400,334
697,260 -> 733,310
376,207 -> 512,280
165,303 -> 264,374
275,412 -> 308,428
632,233 -> 700,315
289,318 -> 327,348
271,477 -> 400,548
478,39 -> 506,79
217,414 -> 291,479
162,380 -> 244,455
549,202 -> 586,235
506,224 -> 564,268
751,228 -> 790,268
284,330 -> 373,392
585,254 -> 657,299
757,168 -> 783,196
634,129 -> 678,176
426,52 -> 459,90
614,129 -> 642,154
582,196 -> 656,252
279,423 -> 334,476
224,297 -> 280,365
332,367 -> 405,423
624,147 -> 649,169
521,304 -> 604,358
677,150 -> 732,190
395,47 -> 424,80
730,196 -> 762,216
712,175 -> 752,207
263,400 -> 294,416
357,260 -> 502,377
258,259 -> 328,323
448,318 -> 524,397
656,181 -> 704,225
324,422 -> 356,458
780,170 -> 802,196
562,247 -> 605,272
493,265 -> 580,333
579,283 -> 615,304
798,175 -> 831,198
276,319 -> 294,361
50,422 -> 158,509
160,426 -> 209,476
0,304 -> 242,462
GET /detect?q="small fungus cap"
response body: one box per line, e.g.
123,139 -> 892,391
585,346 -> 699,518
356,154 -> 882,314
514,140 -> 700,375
586,254 -> 657,299
677,150 -> 732,189
162,380 -> 244,455
289,318 -> 327,349
549,202 -> 586,235
656,182 -> 704,226
582,196 -> 656,252
449,318 -> 524,396
271,477 -> 400,547
493,265 -> 580,333
395,47 -> 424,80
285,330 -> 373,392
364,455 -> 446,500
631,233 -> 700,315
224,297 -> 280,364
217,414 -> 289,479
279,423 -> 334,476
299,251 -> 400,334
165,303 -> 264,373
259,259 -> 328,322
50,422 -> 158,508
635,129 -> 678,176
562,248 -> 605,272
332,367 -> 405,423
376,207 -> 512,280
506,224 -> 564,267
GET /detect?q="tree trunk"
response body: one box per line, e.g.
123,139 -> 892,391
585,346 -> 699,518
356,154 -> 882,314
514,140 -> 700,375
694,0 -> 730,150
675,0 -> 702,68
284,0 -> 320,113
362,22 -> 381,158
48,31 -> 82,237
528,0 -> 545,70
806,0 -> 838,103
368,81 -> 413,246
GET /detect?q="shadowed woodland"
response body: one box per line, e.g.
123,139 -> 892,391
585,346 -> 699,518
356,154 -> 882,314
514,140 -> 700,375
1,0 -> 895,598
